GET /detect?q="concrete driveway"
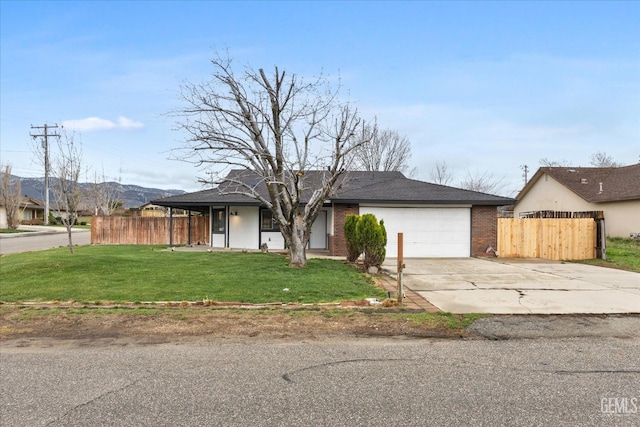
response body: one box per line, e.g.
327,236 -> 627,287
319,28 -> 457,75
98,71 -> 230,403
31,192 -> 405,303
383,258 -> 640,314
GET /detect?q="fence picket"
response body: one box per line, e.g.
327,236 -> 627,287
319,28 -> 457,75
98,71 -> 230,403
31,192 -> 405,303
91,216 -> 210,246
497,218 -> 596,260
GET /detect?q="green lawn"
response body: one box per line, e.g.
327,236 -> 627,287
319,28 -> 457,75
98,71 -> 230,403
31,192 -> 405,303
0,229 -> 30,234
578,237 -> 640,272
0,245 -> 386,304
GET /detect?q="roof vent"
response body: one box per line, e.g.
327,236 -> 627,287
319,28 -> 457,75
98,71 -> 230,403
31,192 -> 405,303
568,169 -> 578,173
599,182 -> 603,193
580,178 -> 588,184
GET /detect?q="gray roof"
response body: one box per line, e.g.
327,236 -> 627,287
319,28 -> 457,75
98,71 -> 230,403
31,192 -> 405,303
519,164 -> 640,203
152,170 -> 515,209
334,173 -> 515,204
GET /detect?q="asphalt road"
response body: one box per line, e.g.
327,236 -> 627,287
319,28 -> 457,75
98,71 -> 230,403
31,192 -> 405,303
0,229 -> 90,255
2,335 -> 638,426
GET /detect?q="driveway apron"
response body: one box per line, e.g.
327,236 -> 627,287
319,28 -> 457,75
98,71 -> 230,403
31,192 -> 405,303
383,258 -> 640,314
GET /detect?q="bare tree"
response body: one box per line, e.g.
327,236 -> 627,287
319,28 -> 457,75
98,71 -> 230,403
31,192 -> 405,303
428,160 -> 454,186
459,169 -> 507,195
589,151 -> 620,168
51,130 -> 83,253
539,157 -> 571,167
348,122 -> 415,176
0,164 -> 22,229
176,55 -> 367,267
87,168 -> 122,216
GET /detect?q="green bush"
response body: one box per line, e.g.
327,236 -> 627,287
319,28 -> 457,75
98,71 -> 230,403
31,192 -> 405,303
355,214 -> 387,269
344,214 -> 362,262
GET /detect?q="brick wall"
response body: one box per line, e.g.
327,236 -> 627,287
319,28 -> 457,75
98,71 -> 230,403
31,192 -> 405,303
471,205 -> 498,257
330,204 -> 359,256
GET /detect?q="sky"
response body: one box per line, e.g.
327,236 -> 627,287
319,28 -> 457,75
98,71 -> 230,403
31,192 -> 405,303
1,1 -> 638,197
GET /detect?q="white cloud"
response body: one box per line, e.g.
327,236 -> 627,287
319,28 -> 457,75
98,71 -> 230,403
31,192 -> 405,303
116,116 -> 144,129
62,116 -> 144,132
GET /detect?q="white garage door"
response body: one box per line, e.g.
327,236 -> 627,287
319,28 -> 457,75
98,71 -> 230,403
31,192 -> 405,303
359,207 -> 471,258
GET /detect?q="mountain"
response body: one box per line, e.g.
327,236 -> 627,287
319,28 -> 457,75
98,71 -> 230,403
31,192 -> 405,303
15,176 -> 185,209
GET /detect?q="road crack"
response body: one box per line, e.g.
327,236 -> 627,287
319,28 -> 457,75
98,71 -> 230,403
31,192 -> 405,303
282,358 -> 414,383
46,369 -> 155,426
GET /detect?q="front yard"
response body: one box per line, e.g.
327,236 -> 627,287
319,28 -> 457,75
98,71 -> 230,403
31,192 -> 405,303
1,245 -> 488,340
0,245 -> 387,304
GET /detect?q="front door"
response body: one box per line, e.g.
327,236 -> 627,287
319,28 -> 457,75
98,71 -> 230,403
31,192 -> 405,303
211,209 -> 226,247
309,211 -> 327,249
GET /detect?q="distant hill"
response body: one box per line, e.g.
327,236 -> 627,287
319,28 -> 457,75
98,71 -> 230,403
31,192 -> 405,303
15,176 -> 185,209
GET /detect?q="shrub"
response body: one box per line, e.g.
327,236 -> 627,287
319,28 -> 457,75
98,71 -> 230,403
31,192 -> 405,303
356,214 -> 387,269
344,214 -> 362,263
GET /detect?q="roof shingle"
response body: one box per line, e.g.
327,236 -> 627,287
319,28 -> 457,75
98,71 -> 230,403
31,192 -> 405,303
520,164 -> 640,203
152,170 -> 515,208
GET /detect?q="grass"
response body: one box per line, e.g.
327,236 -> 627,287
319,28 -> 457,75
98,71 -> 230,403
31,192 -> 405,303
0,229 -> 31,234
577,237 -> 640,273
0,245 -> 387,304
0,305 -> 486,337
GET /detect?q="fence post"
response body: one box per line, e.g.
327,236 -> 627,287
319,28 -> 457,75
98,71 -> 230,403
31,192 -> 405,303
397,233 -> 404,306
600,218 -> 606,260
169,208 -> 173,247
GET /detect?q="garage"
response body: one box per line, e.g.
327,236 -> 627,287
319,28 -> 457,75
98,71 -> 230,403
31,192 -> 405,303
359,206 -> 471,258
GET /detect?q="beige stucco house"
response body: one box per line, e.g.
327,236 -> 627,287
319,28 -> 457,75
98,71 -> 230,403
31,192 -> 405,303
514,164 -> 640,238
0,197 -> 45,228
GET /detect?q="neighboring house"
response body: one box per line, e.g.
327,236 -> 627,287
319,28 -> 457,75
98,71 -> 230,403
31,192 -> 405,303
152,170 -> 514,258
20,197 -> 45,222
134,202 -> 190,217
514,164 -> 640,238
138,202 -> 169,217
0,197 -> 45,228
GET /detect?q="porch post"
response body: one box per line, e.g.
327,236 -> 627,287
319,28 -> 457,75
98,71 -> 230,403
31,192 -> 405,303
209,206 -> 213,247
225,206 -> 230,248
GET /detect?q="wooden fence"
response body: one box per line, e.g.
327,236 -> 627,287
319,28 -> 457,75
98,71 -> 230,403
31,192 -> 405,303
91,216 -> 209,245
497,218 -> 596,260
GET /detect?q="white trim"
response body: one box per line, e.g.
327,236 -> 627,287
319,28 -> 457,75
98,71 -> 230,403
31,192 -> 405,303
358,203 -> 473,208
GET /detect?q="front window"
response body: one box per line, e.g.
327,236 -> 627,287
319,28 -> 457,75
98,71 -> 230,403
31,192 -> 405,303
261,210 -> 279,231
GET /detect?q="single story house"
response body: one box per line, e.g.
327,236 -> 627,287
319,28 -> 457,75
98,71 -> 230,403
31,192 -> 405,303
136,202 -> 169,217
513,164 -> 640,238
152,170 -> 515,258
0,197 -> 45,228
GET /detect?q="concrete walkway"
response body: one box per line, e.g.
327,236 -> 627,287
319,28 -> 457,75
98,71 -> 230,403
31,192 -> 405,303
382,258 -> 640,314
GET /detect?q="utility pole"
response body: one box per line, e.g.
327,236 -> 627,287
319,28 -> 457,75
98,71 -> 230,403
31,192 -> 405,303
30,124 -> 60,225
520,164 -> 529,185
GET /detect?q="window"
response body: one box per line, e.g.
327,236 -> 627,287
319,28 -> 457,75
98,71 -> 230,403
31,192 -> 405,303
212,209 -> 225,234
261,210 -> 279,231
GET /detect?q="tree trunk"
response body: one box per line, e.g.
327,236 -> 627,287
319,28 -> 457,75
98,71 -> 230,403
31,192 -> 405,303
66,224 -> 74,254
288,231 -> 307,267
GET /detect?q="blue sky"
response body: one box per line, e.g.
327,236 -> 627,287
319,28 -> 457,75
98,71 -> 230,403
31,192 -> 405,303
1,1 -> 638,196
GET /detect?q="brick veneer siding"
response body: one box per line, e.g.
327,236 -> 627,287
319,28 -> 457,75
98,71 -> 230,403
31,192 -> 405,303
330,204 -> 359,256
471,205 -> 498,257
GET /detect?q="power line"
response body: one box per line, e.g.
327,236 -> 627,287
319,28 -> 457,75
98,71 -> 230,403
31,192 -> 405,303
30,124 -> 60,225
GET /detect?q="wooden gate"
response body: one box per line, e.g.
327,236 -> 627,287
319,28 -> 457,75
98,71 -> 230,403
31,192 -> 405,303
91,216 -> 210,245
497,217 -> 597,260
